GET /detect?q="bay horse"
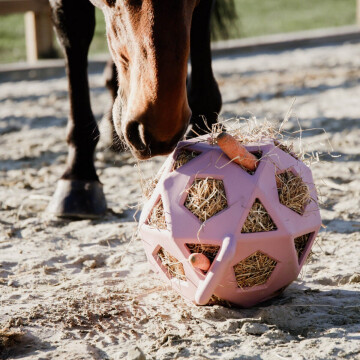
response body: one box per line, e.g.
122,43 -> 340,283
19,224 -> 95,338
47,0 -> 236,218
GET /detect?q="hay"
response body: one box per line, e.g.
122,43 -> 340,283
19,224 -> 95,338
142,178 -> 159,200
208,294 -> 231,306
294,233 -> 311,261
241,199 -> 277,233
233,251 -> 277,288
157,247 -> 186,281
194,115 -> 316,165
147,198 -> 167,229
203,116 -> 278,146
229,119 -> 277,144
173,149 -> 201,170
274,140 -> 299,160
186,243 -> 220,266
277,170 -> 311,215
185,178 -> 227,222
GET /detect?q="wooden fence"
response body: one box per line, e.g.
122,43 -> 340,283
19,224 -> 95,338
0,0 -> 54,63
0,0 -> 360,64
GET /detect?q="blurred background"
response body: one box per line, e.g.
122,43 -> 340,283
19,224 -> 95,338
0,0 -> 357,64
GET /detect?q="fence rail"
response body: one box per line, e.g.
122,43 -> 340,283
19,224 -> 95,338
0,0 -> 48,14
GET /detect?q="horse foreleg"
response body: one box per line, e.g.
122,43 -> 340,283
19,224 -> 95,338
187,0 -> 222,136
47,0 -> 106,218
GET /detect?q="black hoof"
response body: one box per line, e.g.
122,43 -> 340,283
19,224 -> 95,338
47,179 -> 107,219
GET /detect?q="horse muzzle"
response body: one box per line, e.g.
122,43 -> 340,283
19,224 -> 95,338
123,115 -> 191,160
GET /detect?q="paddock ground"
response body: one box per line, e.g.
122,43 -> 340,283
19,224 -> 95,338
0,42 -> 359,360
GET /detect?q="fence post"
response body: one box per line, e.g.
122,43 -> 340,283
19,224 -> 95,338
357,0 -> 360,26
25,8 -> 54,63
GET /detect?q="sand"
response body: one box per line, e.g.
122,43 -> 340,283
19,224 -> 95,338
0,41 -> 359,360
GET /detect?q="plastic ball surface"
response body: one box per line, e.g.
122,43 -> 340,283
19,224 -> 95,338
139,136 -> 322,307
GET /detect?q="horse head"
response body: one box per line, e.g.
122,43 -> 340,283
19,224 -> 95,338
91,0 -> 200,159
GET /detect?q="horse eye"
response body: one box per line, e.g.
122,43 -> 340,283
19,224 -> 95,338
105,0 -> 116,7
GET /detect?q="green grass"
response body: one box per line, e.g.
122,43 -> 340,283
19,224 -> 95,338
0,14 -> 27,63
231,0 -> 356,39
0,10 -> 108,63
0,0 -> 356,64
89,9 -> 107,56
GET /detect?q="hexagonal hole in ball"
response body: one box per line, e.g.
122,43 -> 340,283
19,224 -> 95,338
294,232 -> 313,264
233,251 -> 277,288
186,243 -> 220,273
172,149 -> 201,171
241,199 -> 277,233
157,247 -> 186,281
146,197 -> 167,230
184,178 -> 228,222
276,169 -> 311,215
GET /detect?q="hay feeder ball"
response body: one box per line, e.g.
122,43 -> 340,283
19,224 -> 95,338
139,135 -> 321,307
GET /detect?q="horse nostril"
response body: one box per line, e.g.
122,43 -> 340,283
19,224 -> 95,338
126,121 -> 146,151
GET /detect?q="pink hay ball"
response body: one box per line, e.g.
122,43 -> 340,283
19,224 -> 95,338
139,136 -> 322,307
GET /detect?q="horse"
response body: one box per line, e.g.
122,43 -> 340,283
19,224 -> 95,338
47,0 -> 236,219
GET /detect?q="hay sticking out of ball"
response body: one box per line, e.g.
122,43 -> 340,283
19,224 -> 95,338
274,140 -> 299,160
205,117 -> 305,162
142,178 -> 159,200
157,247 -> 186,281
233,251 -> 277,288
241,199 -> 277,233
208,294 -> 231,306
186,243 -> 220,265
277,170 -> 311,215
228,119 -> 277,145
147,198 -> 167,229
185,178 -> 228,222
173,149 -> 201,170
294,233 -> 312,261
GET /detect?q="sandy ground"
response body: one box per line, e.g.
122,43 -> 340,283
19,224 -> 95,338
0,42 -> 360,360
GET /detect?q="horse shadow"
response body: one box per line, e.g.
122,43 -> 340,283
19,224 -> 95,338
200,284 -> 360,338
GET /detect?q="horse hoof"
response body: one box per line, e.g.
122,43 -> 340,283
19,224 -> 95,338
47,179 -> 107,219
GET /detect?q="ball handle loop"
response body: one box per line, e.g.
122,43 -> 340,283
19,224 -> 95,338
195,235 -> 237,305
